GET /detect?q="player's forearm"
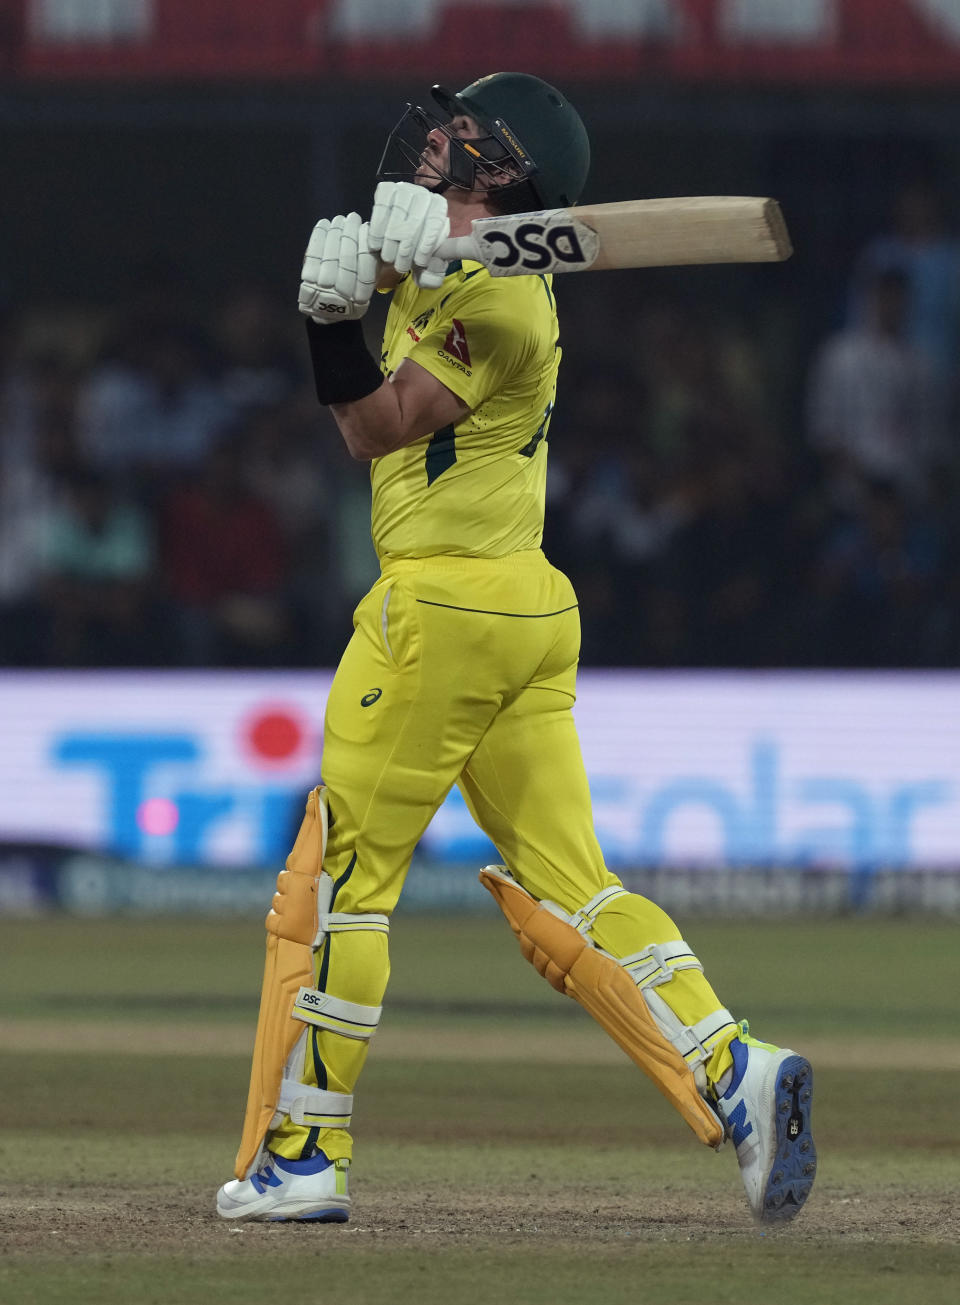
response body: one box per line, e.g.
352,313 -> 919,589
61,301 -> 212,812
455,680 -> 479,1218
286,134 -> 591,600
301,317 -> 399,458
306,321 -> 467,460
304,319 -> 414,459
332,368 -> 463,460
330,384 -> 409,461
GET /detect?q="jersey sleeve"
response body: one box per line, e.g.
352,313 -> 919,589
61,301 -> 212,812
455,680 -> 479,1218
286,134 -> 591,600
403,268 -> 535,410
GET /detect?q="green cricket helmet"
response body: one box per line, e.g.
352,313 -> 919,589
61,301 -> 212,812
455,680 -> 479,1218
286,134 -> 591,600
378,71 -> 590,212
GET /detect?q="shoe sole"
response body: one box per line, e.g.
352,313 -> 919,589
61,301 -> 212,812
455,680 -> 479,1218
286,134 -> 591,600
760,1054 -> 816,1224
219,1205 -> 351,1223
217,1197 -> 351,1223
268,1207 -> 350,1223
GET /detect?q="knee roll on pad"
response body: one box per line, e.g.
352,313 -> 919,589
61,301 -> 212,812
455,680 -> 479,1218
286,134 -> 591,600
479,866 -> 728,1149
234,787 -> 389,1180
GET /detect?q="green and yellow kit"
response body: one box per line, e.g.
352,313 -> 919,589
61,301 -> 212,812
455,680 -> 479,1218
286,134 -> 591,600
268,260 -> 737,1165
372,259 -> 559,560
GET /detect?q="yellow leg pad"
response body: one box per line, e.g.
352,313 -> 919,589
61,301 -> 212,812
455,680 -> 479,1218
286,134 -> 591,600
234,786 -> 327,1181
479,869 -> 725,1149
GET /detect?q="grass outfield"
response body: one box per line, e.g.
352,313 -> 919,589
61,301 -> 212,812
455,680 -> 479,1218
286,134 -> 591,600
0,913 -> 957,1304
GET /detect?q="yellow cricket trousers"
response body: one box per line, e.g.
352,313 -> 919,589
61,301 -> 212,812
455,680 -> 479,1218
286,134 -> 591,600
269,549 -> 734,1162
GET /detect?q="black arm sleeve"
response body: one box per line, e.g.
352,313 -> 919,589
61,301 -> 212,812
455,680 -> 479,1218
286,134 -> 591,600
304,318 -> 384,406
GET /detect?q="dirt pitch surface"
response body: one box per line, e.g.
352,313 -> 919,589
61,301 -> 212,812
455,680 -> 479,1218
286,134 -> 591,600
4,1183 -> 958,1255
3,1020 -> 957,1259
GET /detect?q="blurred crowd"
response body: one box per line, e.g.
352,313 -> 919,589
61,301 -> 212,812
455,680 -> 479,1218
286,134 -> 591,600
0,275 -> 375,669
3,180 -> 960,670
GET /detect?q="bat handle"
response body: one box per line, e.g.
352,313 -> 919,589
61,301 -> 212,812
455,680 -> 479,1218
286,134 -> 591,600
375,262 -> 404,291
374,236 -> 482,291
436,235 -> 482,264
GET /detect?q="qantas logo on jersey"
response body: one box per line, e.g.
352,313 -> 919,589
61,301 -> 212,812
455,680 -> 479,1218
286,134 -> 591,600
406,307 -> 436,343
440,319 -> 472,368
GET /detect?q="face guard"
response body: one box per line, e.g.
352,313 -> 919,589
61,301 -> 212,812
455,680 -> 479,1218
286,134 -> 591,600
376,97 -> 539,204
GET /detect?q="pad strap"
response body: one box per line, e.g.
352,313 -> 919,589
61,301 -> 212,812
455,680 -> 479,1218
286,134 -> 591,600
672,1009 -> 739,1069
293,986 -> 382,1040
526,880 -> 735,1076
620,940 -> 703,990
566,885 -> 629,934
479,866 -> 726,1149
312,890 -> 389,948
620,940 -> 735,1070
321,912 -> 390,935
276,1080 -> 353,1129
309,872 -> 335,948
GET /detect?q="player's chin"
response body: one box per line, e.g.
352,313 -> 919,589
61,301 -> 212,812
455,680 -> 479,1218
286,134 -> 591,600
413,172 -> 445,192
414,155 -> 447,186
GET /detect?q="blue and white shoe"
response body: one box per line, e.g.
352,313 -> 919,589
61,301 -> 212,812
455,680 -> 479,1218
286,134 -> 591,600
216,1150 -> 350,1222
715,1023 -> 816,1224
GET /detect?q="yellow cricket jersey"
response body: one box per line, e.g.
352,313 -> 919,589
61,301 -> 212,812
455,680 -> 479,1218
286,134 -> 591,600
370,260 -> 560,560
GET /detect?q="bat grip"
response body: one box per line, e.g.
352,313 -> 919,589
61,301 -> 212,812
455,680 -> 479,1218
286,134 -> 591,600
436,235 -> 481,263
375,235 -> 483,290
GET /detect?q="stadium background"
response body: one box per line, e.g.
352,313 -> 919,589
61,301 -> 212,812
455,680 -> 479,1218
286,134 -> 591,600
5,0 -> 960,910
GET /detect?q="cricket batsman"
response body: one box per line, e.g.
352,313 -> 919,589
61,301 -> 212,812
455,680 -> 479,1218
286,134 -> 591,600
216,72 -> 816,1226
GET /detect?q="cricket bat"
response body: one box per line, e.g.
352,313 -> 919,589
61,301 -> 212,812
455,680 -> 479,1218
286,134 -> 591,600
432,195 -> 791,276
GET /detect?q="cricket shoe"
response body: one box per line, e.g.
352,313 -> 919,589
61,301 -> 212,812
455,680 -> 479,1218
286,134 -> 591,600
216,1150 -> 350,1222
715,1022 -> 816,1225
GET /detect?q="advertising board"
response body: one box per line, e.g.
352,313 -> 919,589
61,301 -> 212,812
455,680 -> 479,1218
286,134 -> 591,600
2,670 -> 958,873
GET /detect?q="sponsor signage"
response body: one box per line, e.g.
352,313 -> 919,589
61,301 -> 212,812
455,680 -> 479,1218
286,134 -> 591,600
1,670 -> 959,872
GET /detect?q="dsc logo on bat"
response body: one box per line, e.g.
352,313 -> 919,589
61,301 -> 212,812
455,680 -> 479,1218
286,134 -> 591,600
474,211 -> 600,275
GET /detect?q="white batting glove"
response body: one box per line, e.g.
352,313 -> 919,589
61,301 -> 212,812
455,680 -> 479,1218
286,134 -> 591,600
369,180 -> 450,290
298,212 -> 378,324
